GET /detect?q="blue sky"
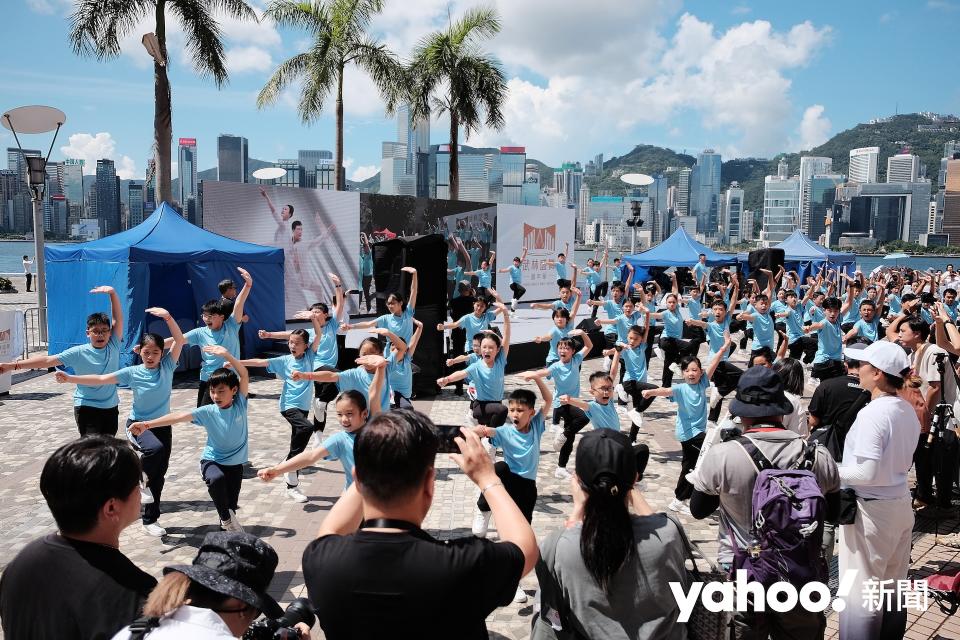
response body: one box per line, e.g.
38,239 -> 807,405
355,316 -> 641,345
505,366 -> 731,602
3,0 -> 958,181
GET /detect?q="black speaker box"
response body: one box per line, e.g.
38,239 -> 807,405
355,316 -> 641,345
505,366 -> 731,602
576,319 -> 606,359
747,248 -> 785,290
409,303 -> 444,397
372,233 -> 447,314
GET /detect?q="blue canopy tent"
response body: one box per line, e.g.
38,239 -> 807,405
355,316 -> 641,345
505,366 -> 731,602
45,203 -> 285,368
620,227 -> 737,282
736,231 -> 856,284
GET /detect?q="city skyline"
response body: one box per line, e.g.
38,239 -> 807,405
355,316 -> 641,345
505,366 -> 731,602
3,0 -> 957,182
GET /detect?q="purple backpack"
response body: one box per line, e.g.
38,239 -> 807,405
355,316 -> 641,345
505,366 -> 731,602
732,436 -> 827,587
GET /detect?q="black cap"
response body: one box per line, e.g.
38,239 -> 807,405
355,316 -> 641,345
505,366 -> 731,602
728,366 -> 794,418
575,430 -> 637,496
164,532 -> 283,618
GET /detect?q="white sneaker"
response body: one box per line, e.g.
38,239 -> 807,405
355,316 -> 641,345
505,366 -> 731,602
313,399 -> 327,428
627,409 -> 643,428
221,517 -> 243,532
709,384 -> 721,409
142,522 -> 166,537
615,383 -> 629,403
472,509 -> 492,537
554,466 -> 571,480
553,431 -> 567,452
284,471 -> 299,487
668,498 -> 691,515
286,487 -> 308,503
669,363 -> 682,377
309,431 -> 324,449
511,299 -> 517,312
653,345 -> 664,360
615,404 -> 627,415
603,356 -> 612,372
227,509 -> 245,532
140,485 -> 155,505
514,586 -> 528,603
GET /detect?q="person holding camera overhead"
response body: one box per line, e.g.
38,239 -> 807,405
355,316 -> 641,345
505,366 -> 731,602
111,531 -> 313,639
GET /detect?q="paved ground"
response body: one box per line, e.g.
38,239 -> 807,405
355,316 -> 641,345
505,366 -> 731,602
2,303 -> 960,638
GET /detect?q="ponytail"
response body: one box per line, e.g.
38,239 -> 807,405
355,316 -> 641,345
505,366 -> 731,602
579,475 -> 635,592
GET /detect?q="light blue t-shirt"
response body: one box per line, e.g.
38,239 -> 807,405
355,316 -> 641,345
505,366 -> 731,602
947,301 -> 960,322
508,265 -> 522,284
548,353 -> 583,408
191,393 -> 248,465
338,366 -> 391,413
462,352 -> 481,384
323,429 -> 357,488
853,318 -> 880,343
185,316 -> 241,381
842,293 -> 867,324
645,300 -> 659,326
476,268 -> 492,289
57,335 -> 121,408
458,311 -> 496,350
706,316 -> 731,360
804,301 -> 824,331
114,353 -> 176,420
376,306 -> 415,347
546,325 -> 572,364
671,375 -> 709,442
387,349 -> 412,400
692,262 -> 710,285
446,250 -> 458,279
887,294 -> 902,315
555,262 -> 568,280
582,267 -> 601,292
921,306 -> 934,325
771,299 -> 789,316
552,297 -> 576,313
586,400 -> 619,430
267,349 -> 317,412
489,412 -> 546,480
602,299 -> 624,335
662,308 -> 684,339
751,311 -> 775,350
360,250 -> 374,277
307,317 -> 340,369
465,350 -> 507,401
784,306 -> 805,344
614,311 -> 642,343
469,247 -> 481,270
621,345 -> 648,383
687,298 -> 703,322
814,319 -> 843,364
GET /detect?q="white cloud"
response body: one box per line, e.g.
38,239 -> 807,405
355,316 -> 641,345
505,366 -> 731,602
350,165 -> 378,182
795,104 -> 832,151
26,0 -> 55,14
60,132 -> 137,179
343,157 -> 355,171
225,46 -> 273,73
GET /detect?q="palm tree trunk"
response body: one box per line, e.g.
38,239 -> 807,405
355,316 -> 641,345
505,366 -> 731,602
449,110 -> 459,201
154,1 -> 172,205
335,67 -> 344,191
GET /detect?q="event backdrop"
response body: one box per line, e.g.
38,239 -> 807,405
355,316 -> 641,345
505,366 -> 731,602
202,181 -> 360,319
495,204 -> 576,302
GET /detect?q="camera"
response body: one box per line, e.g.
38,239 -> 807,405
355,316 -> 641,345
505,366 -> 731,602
922,293 -> 936,305
243,598 -> 315,640
434,424 -> 463,454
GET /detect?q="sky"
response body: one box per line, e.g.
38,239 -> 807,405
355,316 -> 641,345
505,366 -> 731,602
2,0 -> 959,181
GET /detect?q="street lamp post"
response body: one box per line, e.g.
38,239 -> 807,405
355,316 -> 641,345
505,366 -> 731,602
2,105 -> 67,345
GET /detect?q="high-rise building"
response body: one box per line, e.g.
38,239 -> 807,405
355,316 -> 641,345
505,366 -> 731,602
676,168 -> 692,217
379,106 -> 429,197
941,158 -> 960,242
500,147 -> 526,205
0,169 -> 17,230
316,159 -> 336,190
807,174 -> 844,243
95,158 -> 121,236
833,180 -> 933,243
7,147 -> 41,198
62,159 -> 84,220
761,159 -> 800,246
145,159 -> 157,209
578,184 -> 591,239
798,156 -> 832,235
277,159 -> 302,188
298,149 -> 333,188
553,162 -> 583,208
217,134 -> 248,182
691,149 -> 721,234
522,162 -> 540,206
436,148 -> 489,202
178,138 -> 198,205
128,182 -> 145,227
886,153 -> 920,183
721,182 -> 745,244
848,147 -> 879,184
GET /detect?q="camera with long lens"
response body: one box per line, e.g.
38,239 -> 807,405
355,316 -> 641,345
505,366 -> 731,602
243,598 -> 315,640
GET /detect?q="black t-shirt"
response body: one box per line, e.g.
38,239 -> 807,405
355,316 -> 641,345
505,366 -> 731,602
0,533 -> 157,640
219,295 -> 235,317
302,529 -> 524,639
808,374 -> 870,429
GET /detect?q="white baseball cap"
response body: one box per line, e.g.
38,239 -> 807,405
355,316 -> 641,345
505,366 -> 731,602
859,340 -> 911,378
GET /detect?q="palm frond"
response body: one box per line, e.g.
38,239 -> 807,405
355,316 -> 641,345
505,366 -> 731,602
296,48 -> 338,123
256,52 -> 311,107
69,0 -> 152,58
206,0 -> 259,21
351,38 -> 402,112
448,6 -> 500,49
170,0 -> 229,86
264,0 -> 328,33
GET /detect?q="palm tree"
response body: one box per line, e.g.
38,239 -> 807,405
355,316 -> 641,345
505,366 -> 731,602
257,0 -> 400,190
70,0 -> 258,205
407,7 -> 506,201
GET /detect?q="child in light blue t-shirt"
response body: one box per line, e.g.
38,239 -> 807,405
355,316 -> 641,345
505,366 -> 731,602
343,267 -> 419,349
374,318 -> 423,409
55,307 -> 185,536
560,348 -> 622,434
128,345 -> 250,532
472,376 -> 553,536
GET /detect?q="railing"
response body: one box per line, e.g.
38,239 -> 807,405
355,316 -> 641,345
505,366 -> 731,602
0,304 -> 44,358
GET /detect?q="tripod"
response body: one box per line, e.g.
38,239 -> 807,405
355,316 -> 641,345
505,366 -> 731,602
925,352 -> 960,545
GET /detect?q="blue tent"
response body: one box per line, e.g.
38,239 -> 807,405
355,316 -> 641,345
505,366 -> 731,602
45,202 -> 285,368
736,231 -> 856,284
619,227 -> 736,282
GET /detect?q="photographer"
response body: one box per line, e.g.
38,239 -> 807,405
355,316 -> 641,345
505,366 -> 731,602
0,436 -> 157,640
302,408 -> 538,639
112,531 -> 311,639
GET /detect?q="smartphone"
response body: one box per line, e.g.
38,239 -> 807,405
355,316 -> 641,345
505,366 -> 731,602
434,424 -> 464,454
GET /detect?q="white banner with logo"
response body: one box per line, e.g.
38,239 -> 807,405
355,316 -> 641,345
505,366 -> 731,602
495,204 -> 575,302
0,309 -> 24,394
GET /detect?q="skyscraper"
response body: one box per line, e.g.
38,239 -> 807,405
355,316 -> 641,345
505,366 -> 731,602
127,183 -> 145,227
807,174 -> 844,243
522,162 -> 540,206
178,138 -> 198,205
886,153 -> 920,183
761,159 -> 800,246
848,147 -> 879,184
277,159 -> 302,188
95,158 -> 121,237
298,149 -> 333,188
435,148 -> 489,202
691,149 -> 721,234
217,134 -> 248,182
938,158 -> 960,242
500,147 -> 526,205
594,153 -> 604,178
379,106 -> 429,197
798,156 -> 832,235
722,182 -> 745,244
676,168 -> 692,217
62,159 -> 84,220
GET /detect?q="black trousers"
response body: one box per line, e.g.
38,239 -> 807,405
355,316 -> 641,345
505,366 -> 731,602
74,405 -> 119,438
732,604 -> 825,640
282,408 -> 313,487
675,432 -> 705,501
312,367 -> 340,431
200,459 -> 243,522
659,336 -> 696,386
708,361 -> 743,422
451,328 -> 467,394
811,359 -> 845,382
554,405 -> 590,468
393,390 -> 413,409
509,282 -> 527,300
914,431 -> 959,508
127,420 -> 172,524
361,275 -> 373,312
25,273 -> 32,291
477,461 -> 537,523
645,326 -> 663,364
197,380 -> 215,408
788,336 -> 818,364
588,283 -> 609,319
471,400 -> 508,427
622,380 -> 657,442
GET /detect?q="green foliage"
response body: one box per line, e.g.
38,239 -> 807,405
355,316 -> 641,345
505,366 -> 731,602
877,239 -> 960,256
0,277 -> 13,292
